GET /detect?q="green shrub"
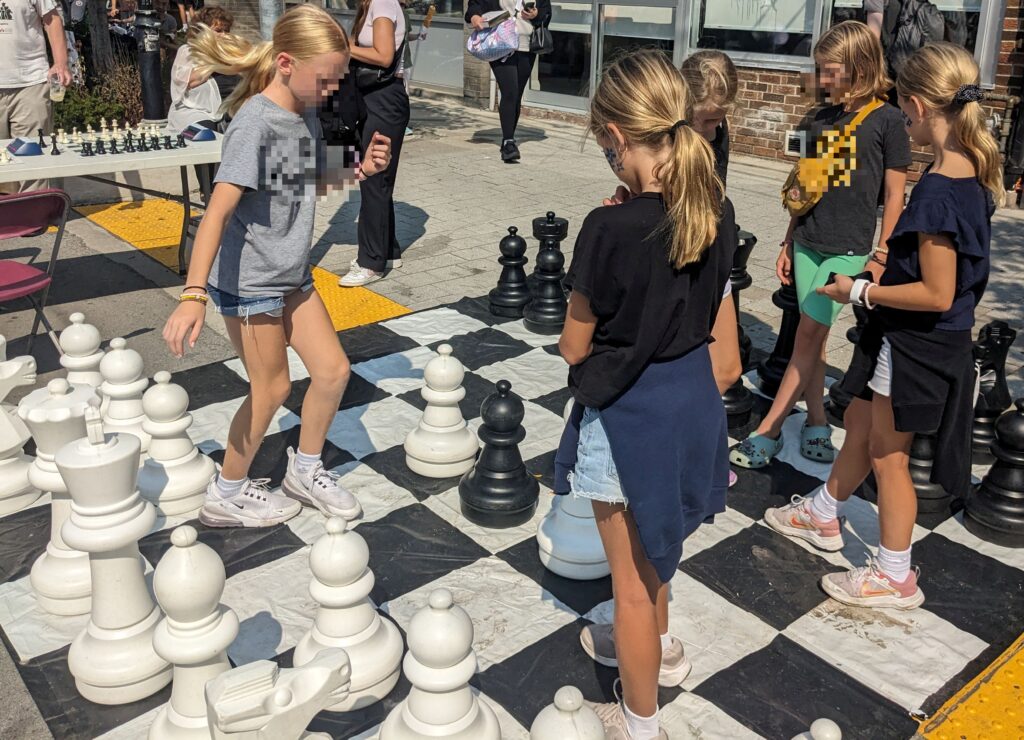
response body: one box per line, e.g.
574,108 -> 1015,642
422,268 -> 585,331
53,83 -> 125,132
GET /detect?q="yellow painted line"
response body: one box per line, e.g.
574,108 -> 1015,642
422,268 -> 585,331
311,265 -> 410,331
920,632 -> 1024,739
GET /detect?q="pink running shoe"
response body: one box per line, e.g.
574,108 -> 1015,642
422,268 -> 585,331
764,495 -> 844,552
821,560 -> 925,610
728,470 -> 738,488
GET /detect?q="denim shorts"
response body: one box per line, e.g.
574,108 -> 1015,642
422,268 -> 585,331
569,406 -> 627,506
207,280 -> 314,320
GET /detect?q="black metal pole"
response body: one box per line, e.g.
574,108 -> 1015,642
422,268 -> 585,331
135,0 -> 165,125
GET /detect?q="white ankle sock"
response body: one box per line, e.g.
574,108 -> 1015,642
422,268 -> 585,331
623,702 -> 659,740
294,449 -> 321,477
659,632 -> 672,651
809,483 -> 841,522
215,475 -> 246,499
876,545 -> 911,583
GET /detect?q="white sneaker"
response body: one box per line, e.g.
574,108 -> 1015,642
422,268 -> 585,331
281,448 -> 362,520
339,265 -> 384,287
199,477 -> 301,528
348,257 -> 402,272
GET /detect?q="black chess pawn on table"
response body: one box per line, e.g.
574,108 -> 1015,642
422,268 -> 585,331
966,398 -> 1024,547
972,320 -> 1017,465
176,133 -> 187,148
523,211 -> 569,335
489,226 -> 531,318
151,135 -> 161,151
458,379 -> 539,528
757,281 -> 800,397
95,139 -> 106,155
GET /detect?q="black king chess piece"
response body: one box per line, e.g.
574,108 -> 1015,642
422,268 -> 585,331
458,380 -> 539,528
972,320 -> 1017,465
523,211 -> 569,334
722,226 -> 757,433
489,226 -> 531,318
965,398 -> 1024,547
757,281 -> 800,397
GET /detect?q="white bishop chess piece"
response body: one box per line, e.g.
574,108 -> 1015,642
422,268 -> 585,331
100,337 -> 151,462
138,371 -> 215,516
293,517 -> 402,710
17,378 -> 96,615
404,344 -> 479,478
529,686 -> 604,740
150,525 -> 240,740
58,405 -> 172,704
59,312 -> 104,388
0,335 -> 41,516
536,398 -> 609,579
380,588 -> 500,740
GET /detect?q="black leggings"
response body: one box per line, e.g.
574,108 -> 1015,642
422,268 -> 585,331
490,51 -> 536,141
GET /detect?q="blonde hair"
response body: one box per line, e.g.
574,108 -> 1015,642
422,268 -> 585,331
898,43 -> 1005,206
681,50 -> 738,109
815,20 -> 892,102
190,4 -> 349,117
589,50 -> 721,269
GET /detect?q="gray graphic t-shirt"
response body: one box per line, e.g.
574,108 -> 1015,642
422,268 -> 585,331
210,94 -> 322,297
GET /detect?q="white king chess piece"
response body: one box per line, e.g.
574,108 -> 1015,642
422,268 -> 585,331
59,312 -> 104,388
0,335 -> 41,516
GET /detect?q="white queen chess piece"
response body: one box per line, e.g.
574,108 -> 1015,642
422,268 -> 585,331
100,337 -> 151,461
59,312 -> 104,388
0,336 -> 41,516
530,686 -> 604,740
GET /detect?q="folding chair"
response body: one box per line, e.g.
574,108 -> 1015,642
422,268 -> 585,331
0,189 -> 73,353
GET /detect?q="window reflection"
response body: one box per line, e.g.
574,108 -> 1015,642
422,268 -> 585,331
692,0 -> 815,57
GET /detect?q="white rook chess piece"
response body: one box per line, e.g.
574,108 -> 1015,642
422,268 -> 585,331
58,406 -> 171,704
18,378 -> 95,615
792,718 -> 842,740
59,313 -> 104,388
529,686 -> 604,740
380,588 -> 500,740
0,337 -> 41,516
404,344 -> 479,478
293,517 -> 402,710
537,398 -> 609,580
150,525 -> 239,740
138,372 -> 215,516
100,337 -> 151,461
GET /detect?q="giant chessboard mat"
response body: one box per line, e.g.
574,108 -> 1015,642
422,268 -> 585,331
1,295 -> 1022,740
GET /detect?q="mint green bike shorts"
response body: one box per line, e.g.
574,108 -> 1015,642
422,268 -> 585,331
793,242 -> 868,327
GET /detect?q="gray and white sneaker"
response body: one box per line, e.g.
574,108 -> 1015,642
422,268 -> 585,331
339,265 -> 383,287
580,623 -> 692,687
583,680 -> 668,740
199,477 -> 301,528
281,448 -> 362,520
349,256 -> 402,272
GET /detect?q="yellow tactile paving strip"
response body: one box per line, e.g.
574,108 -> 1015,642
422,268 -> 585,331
76,198 -> 409,329
920,633 -> 1024,739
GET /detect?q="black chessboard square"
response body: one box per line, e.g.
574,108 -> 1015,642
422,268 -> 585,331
725,458 -> 822,522
396,368 -> 497,421
171,361 -> 251,410
444,295 -> 521,327
206,427 -> 356,488
337,322 -> 421,364
0,503 -> 50,585
496,536 -> 612,617
524,449 -> 557,490
529,386 -> 573,419
427,327 -> 534,372
362,443 -> 468,501
282,371 -> 389,416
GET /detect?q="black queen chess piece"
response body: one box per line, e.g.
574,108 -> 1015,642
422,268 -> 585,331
757,281 -> 800,397
489,226 -> 531,318
523,211 -> 569,335
972,320 -> 1017,465
965,398 -> 1024,547
458,380 -> 539,528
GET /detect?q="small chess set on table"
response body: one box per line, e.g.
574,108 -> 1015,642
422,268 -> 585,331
0,118 -> 193,163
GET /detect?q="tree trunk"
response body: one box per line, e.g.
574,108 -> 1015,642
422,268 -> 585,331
86,0 -> 114,79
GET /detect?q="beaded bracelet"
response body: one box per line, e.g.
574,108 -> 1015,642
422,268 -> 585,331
179,293 -> 209,305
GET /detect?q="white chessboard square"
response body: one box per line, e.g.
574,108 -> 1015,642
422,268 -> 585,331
466,399 -> 565,463
382,307 -> 488,346
188,397 -> 298,453
491,319 -> 561,349
659,691 -> 767,740
0,575 -> 90,662
94,705 -> 162,740
381,556 -> 579,671
473,348 -> 569,401
351,345 -> 438,395
682,507 -> 757,563
224,347 -> 309,383
347,690 -> 529,740
422,485 -> 555,555
325,396 -> 421,460
932,512 -> 1024,573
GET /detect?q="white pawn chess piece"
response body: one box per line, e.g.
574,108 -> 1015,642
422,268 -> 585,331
293,517 -> 402,710
206,650 -> 351,740
0,336 -> 41,516
150,525 -> 239,740
0,149 -> 11,165
100,337 -> 151,461
380,588 -> 500,740
404,344 -> 479,478
537,398 -> 609,580
60,312 -> 104,388
17,378 -> 95,615
138,372 -> 215,515
792,718 -> 842,740
529,686 -> 604,740
58,406 -> 171,704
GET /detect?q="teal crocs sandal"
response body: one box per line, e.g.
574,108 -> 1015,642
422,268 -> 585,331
729,433 -> 784,469
800,423 -> 836,463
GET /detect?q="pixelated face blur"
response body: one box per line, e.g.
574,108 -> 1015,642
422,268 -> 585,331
282,51 -> 350,108
816,58 -> 852,103
692,102 -> 727,142
898,94 -> 930,146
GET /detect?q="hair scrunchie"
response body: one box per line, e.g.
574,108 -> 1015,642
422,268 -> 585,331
667,119 -> 690,139
953,84 -> 984,107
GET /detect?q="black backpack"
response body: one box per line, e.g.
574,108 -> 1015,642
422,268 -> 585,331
882,0 -> 945,78
318,72 -> 366,148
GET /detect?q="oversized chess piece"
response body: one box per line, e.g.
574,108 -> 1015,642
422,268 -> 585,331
791,718 -> 842,740
59,312 -> 104,388
965,399 -> 1024,547
138,371 -> 216,515
908,434 -> 953,513
459,380 -> 539,528
150,525 -> 240,740
757,282 -> 800,397
379,589 -> 500,740
537,398 -> 609,580
489,226 -> 531,318
404,345 -> 479,478
732,227 -> 757,368
293,517 -> 403,710
206,650 -> 351,740
972,320 -> 1016,465
57,406 -> 171,703
100,337 -> 151,460
529,686 -> 604,740
18,378 -> 95,615
824,306 -> 869,429
0,338 -> 41,516
523,211 -> 568,335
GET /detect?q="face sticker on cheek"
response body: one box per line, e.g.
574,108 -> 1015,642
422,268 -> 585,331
602,146 -> 624,173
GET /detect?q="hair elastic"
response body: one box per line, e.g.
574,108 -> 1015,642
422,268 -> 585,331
667,119 -> 690,139
953,84 -> 983,107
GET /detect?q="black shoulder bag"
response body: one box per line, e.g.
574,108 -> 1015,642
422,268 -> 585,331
352,41 -> 408,91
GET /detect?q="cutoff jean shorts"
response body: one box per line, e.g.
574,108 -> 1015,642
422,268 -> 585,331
569,406 -> 627,506
207,280 -> 314,320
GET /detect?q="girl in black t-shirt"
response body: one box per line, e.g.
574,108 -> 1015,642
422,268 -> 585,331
765,43 -> 1001,610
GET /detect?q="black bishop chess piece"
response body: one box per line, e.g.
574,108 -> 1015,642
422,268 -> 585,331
722,226 -> 757,434
972,320 -> 1017,465
458,380 -> 539,528
824,305 -> 870,428
151,136 -> 162,151
176,133 -> 187,148
489,226 -> 531,318
757,281 -> 800,397
523,211 -> 568,335
95,138 -> 106,155
965,398 -> 1024,547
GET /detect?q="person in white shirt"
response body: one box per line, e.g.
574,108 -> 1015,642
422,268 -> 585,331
168,5 -> 236,133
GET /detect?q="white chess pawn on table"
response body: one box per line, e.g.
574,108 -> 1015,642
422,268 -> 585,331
0,335 -> 41,516
59,312 -> 104,388
529,686 -> 604,740
99,337 -> 151,462
0,149 -> 11,165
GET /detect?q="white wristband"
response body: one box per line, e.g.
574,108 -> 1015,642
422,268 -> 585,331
849,278 -> 871,307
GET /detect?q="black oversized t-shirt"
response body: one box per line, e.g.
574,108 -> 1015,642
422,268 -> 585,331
564,193 -> 738,409
793,101 -> 911,256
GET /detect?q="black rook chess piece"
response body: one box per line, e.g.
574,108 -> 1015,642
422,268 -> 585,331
523,211 -> 569,335
722,226 -> 757,433
489,226 -> 531,318
972,320 -> 1017,465
95,139 -> 106,155
458,380 -> 539,528
824,305 -> 870,428
965,399 -> 1024,547
757,281 -> 800,397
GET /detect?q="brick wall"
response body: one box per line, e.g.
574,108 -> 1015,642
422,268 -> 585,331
215,0 -> 264,40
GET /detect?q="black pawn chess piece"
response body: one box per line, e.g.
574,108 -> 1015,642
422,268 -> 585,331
489,226 -> 531,318
95,139 -> 106,155
757,282 -> 800,397
176,134 -> 187,148
140,136 -> 150,152
151,135 -> 162,151
909,433 -> 953,515
109,139 -> 120,155
163,135 -> 173,150
972,320 -> 1017,465
722,226 -> 757,433
523,211 -> 569,335
824,305 -> 870,428
965,398 -> 1024,547
50,137 -> 60,156
458,380 -> 539,528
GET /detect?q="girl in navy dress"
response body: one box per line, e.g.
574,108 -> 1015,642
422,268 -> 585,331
764,42 -> 1002,609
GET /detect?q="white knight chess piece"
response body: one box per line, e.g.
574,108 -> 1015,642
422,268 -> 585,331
0,336 -> 41,516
